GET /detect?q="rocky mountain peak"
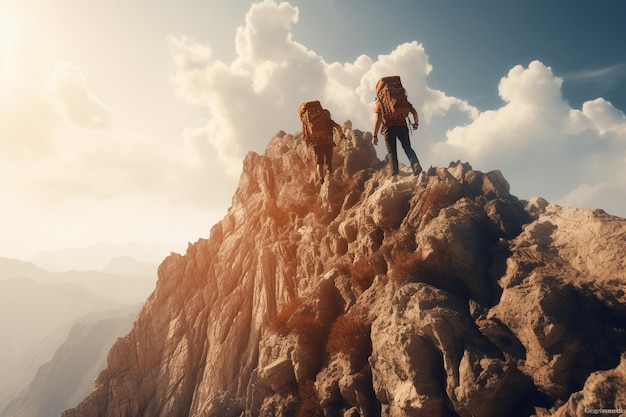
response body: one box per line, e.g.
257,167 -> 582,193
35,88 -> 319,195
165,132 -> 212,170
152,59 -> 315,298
62,124 -> 626,417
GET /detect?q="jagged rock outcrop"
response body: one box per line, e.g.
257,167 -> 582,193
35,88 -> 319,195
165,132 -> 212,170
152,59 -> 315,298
62,125 -> 626,417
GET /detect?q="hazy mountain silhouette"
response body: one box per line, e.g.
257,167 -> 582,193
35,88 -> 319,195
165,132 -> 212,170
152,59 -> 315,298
31,242 -> 169,272
0,306 -> 139,417
0,257 -> 157,305
0,278 -> 119,409
0,257 -> 52,282
0,257 -> 156,413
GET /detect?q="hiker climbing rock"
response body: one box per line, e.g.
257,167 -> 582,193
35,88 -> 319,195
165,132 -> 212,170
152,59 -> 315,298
372,76 -> 422,177
298,101 -> 345,184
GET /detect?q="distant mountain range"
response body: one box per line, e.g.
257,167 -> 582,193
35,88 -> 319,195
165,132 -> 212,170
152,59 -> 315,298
0,306 -> 139,417
0,256 -> 157,305
0,254 -> 157,416
0,277 -> 119,387
31,241 -> 170,272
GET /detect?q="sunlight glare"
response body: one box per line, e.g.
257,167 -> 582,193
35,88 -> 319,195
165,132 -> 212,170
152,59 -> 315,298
1,11 -> 19,89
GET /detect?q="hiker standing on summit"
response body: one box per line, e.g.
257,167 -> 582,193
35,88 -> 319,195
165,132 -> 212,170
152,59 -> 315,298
372,76 -> 422,177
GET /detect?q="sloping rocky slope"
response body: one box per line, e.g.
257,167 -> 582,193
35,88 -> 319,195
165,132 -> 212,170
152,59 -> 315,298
62,125 -> 626,417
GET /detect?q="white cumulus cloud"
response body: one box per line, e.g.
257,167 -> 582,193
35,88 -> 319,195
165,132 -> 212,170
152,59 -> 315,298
167,0 -> 626,217
168,0 -> 475,178
437,60 -> 626,215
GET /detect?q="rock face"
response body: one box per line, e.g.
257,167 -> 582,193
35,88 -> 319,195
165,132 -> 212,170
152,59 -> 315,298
62,126 -> 626,417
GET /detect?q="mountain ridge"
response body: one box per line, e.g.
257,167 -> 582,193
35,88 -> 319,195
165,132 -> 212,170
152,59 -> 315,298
0,258 -> 156,412
1,306 -> 138,417
0,257 -> 157,305
62,125 -> 626,417
31,242 -> 168,272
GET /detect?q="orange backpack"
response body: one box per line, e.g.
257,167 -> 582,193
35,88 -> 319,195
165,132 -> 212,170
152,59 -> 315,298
376,76 -> 411,123
298,101 -> 333,146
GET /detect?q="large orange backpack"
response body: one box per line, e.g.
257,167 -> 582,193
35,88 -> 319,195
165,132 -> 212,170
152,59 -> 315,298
298,101 -> 333,146
376,76 -> 411,124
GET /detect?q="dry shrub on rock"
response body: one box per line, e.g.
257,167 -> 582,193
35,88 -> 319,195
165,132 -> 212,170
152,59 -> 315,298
422,182 -> 451,217
390,250 -> 424,284
350,258 -> 376,291
269,297 -> 303,335
326,311 -> 372,369
296,380 -> 324,417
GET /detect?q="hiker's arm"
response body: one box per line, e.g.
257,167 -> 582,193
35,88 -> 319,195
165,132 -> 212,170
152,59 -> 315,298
331,121 -> 346,140
410,106 -> 419,129
372,112 -> 382,145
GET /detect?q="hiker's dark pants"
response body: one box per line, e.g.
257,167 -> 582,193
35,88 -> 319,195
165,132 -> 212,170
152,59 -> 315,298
384,125 -> 420,175
314,143 -> 333,174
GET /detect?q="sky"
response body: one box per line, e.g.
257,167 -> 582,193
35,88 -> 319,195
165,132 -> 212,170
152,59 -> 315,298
1,0 -> 625,263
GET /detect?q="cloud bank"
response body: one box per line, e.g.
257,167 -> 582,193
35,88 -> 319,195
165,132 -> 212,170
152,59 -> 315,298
169,0 -> 626,216
168,0 -> 478,177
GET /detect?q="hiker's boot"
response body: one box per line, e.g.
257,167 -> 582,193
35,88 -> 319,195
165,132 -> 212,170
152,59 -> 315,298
412,162 -> 422,176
